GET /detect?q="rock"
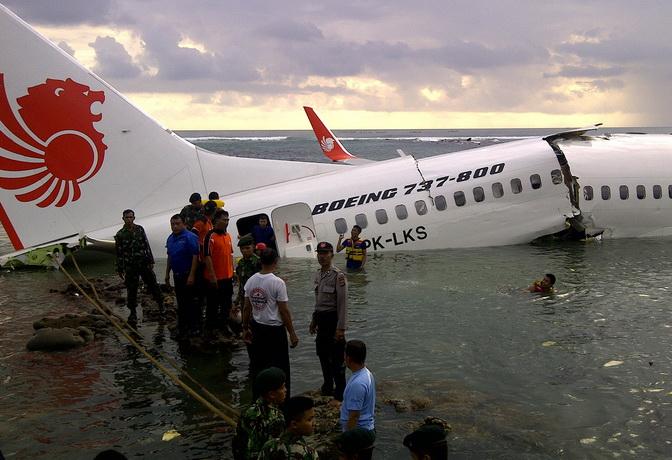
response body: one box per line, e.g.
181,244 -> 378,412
385,398 -> 412,413
78,326 -> 95,343
411,397 -> 432,411
26,327 -> 86,351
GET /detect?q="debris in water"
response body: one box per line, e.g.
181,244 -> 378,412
162,430 -> 181,441
603,360 -> 624,367
542,341 -> 557,347
580,437 -> 597,445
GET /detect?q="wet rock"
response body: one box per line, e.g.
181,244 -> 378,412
300,390 -> 342,459
385,398 -> 413,413
26,327 -> 86,351
33,313 -> 109,334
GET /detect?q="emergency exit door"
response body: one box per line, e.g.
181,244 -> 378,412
271,203 -> 317,258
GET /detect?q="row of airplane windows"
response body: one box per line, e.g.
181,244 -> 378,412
333,170 -> 564,233
583,184 -> 672,201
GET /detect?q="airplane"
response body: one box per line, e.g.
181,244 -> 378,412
2,3 -> 672,268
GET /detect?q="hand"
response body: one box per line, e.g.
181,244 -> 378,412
289,333 -> 299,348
338,273 -> 346,287
309,321 -> 317,335
335,329 -> 345,341
186,275 -> 195,286
164,276 -> 171,287
209,280 -> 218,288
242,328 -> 252,344
338,234 -> 344,240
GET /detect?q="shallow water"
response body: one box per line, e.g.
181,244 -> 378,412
2,130 -> 672,458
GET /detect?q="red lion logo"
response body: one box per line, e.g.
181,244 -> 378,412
0,74 -> 107,207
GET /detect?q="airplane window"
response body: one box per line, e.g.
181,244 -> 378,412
473,187 -> 485,202
601,185 -> 611,200
619,185 -> 629,200
669,185 -> 672,199
492,182 -> 504,198
636,185 -> 646,200
551,169 -> 563,185
653,185 -> 662,199
334,218 -> 348,234
454,191 -> 466,207
435,195 -> 447,211
584,186 -> 594,201
375,209 -> 388,224
355,213 -> 368,229
395,204 -> 408,220
530,174 -> 542,190
511,178 -> 522,194
415,200 -> 428,215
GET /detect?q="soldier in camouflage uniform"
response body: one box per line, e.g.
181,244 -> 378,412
232,367 -> 287,460
114,209 -> 164,320
235,235 -> 261,308
259,396 -> 319,460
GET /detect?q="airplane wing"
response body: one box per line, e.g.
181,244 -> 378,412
543,123 -> 603,142
303,106 -> 372,164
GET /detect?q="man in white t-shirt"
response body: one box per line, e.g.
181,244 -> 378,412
243,248 -> 299,397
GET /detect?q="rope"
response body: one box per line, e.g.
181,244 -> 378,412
68,255 -> 239,419
54,254 -> 239,426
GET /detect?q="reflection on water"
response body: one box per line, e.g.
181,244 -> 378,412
2,231 -> 672,458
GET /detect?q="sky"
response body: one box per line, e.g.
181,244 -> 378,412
4,0 -> 672,129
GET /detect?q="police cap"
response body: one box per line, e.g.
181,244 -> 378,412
315,241 -> 333,253
403,424 -> 447,452
254,367 -> 286,395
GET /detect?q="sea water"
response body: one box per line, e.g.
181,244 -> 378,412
1,128 -> 672,459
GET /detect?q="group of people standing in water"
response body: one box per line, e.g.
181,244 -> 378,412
110,190 -> 560,459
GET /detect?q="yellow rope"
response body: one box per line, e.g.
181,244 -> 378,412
54,255 -> 239,426
68,254 -> 240,418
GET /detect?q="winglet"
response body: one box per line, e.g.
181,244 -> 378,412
303,106 -> 359,162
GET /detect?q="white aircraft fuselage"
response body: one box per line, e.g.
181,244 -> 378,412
1,3 -> 672,265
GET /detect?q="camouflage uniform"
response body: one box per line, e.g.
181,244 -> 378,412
235,253 -> 261,306
114,224 -> 163,311
232,398 -> 285,460
259,433 -> 319,460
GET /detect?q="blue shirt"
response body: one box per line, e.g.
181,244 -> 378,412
166,229 -> 199,276
340,367 -> 375,431
252,224 -> 275,246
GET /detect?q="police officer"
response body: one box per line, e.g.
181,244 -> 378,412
309,241 -> 348,400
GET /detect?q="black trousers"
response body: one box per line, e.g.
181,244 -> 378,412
205,277 -> 233,330
250,320 -> 291,398
174,273 -> 200,336
125,265 -> 163,310
315,310 -> 346,401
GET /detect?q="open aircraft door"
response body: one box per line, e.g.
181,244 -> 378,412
271,203 -> 317,258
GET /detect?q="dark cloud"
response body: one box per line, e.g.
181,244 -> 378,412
3,0 -> 118,25
58,41 -> 75,57
261,20 -> 324,42
90,36 -> 142,78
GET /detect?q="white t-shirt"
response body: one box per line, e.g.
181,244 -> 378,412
244,272 -> 289,326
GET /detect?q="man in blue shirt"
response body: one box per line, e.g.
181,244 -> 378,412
251,216 -> 276,249
165,214 -> 200,338
340,339 -> 376,444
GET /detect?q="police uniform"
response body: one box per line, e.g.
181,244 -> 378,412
258,433 -> 319,460
114,224 -> 163,314
313,241 -> 348,400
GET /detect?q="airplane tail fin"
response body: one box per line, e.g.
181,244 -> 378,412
303,106 -> 362,162
0,5 -> 337,253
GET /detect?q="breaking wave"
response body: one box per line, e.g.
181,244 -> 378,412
184,136 -> 289,142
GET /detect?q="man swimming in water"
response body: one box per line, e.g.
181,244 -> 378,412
529,273 -> 556,293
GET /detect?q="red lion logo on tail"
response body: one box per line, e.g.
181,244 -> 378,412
0,74 -> 107,207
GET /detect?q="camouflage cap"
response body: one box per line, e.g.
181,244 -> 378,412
254,367 -> 286,395
403,424 -> 447,451
238,234 -> 254,247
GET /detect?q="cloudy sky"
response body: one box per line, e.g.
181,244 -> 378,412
5,0 -> 672,129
